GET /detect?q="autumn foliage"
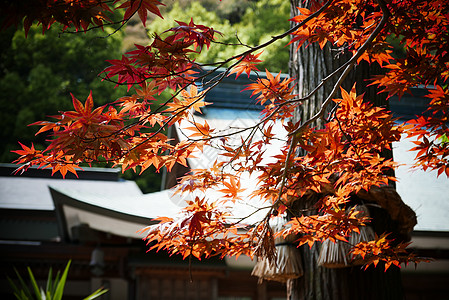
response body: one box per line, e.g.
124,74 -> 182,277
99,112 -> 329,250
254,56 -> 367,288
6,0 -> 448,271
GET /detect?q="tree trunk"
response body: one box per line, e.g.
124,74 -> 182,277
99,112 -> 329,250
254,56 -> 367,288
287,1 -> 404,299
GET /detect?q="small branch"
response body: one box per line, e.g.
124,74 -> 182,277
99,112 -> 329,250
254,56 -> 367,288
274,135 -> 298,208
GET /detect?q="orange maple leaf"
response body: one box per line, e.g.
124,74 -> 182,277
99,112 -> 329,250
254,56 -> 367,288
218,176 -> 245,200
185,120 -> 214,138
229,52 -> 263,78
180,84 -> 210,113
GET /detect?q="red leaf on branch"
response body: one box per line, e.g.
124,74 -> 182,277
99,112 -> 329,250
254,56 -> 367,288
164,19 -> 221,51
115,0 -> 164,26
229,52 -> 263,78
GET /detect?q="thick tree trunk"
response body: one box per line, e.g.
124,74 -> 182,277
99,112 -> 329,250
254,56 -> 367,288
287,1 -> 404,299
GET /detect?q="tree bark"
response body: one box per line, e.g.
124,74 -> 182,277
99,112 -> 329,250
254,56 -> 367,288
288,1 -> 404,299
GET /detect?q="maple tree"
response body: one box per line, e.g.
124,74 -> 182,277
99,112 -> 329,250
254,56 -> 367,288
4,0 -> 448,296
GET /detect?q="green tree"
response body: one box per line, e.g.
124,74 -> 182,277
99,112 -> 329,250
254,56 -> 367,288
146,0 -> 290,72
237,0 -> 290,72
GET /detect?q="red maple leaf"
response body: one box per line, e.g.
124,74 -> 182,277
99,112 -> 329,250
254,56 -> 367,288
229,52 -> 263,78
115,0 -> 164,26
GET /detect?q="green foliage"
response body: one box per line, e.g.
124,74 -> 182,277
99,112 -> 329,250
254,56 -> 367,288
237,0 -> 290,72
146,0 -> 290,72
161,0 -> 254,24
8,261 -> 108,300
0,24 -> 127,162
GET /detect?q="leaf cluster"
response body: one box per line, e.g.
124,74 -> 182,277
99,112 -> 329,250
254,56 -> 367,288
0,22 -> 126,163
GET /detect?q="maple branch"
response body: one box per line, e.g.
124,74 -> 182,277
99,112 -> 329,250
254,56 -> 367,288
143,0 -> 380,159
248,0 -> 393,242
88,66 -> 220,155
173,67 -> 295,143
91,2 -> 338,153
219,127 -> 259,172
60,0 -> 159,38
226,204 -> 274,226
210,32 -> 252,49
199,0 -> 334,70
256,125 -> 287,143
123,70 -> 233,152
285,55 -> 356,105
333,113 -> 381,179
274,135 -> 297,208
289,0 -> 391,137
62,18 -> 127,36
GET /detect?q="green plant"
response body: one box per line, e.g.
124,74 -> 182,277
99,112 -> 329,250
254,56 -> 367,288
7,261 -> 108,300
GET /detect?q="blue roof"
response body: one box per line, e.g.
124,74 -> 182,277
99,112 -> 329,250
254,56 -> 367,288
196,66 -> 288,111
198,67 -> 432,121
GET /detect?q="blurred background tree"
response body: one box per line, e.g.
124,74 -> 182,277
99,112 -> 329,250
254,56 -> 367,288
137,0 -> 290,72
